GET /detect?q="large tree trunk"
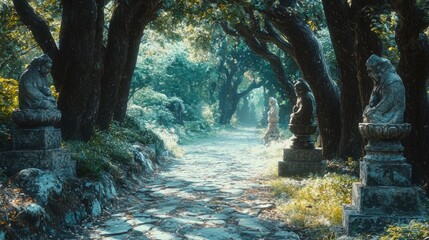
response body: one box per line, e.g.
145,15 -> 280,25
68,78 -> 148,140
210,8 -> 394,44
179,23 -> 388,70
390,0 -> 429,188
57,0 -> 99,140
354,2 -> 384,109
322,0 -> 363,160
268,6 -> 341,158
114,1 -> 161,122
97,2 -> 133,130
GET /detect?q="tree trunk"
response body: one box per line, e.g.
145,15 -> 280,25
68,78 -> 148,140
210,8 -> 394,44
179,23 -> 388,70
57,0 -> 99,140
97,2 -> 133,130
268,6 -> 341,158
390,0 -> 429,187
113,1 -> 161,122
354,1 -> 384,109
322,0 -> 363,160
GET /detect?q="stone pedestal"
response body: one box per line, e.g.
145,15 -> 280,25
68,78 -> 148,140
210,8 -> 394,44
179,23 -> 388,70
343,123 -> 428,236
289,124 -> 317,149
0,127 -> 75,179
278,148 -> 323,177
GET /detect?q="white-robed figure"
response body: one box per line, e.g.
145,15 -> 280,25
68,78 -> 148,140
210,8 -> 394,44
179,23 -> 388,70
264,97 -> 280,143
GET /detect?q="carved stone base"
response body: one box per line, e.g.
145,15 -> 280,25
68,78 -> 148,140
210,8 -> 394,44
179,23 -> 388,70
13,127 -> 61,150
0,149 -> 75,179
343,204 -> 427,236
343,123 -> 428,236
278,148 -> 323,177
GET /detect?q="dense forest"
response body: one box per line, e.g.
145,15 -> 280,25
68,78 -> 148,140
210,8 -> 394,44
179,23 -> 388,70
1,0 -> 429,238
1,0 -> 428,189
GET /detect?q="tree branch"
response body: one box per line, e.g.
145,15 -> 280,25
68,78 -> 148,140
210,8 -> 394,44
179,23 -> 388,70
12,0 -> 58,58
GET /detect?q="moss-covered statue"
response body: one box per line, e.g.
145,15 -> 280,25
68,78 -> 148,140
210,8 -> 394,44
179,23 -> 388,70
362,54 -> 405,124
12,54 -> 61,127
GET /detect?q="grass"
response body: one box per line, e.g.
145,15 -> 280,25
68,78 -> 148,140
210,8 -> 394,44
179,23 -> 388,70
271,173 -> 357,228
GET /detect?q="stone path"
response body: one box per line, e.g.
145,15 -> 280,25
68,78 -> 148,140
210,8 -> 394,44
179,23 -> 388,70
85,128 -> 299,240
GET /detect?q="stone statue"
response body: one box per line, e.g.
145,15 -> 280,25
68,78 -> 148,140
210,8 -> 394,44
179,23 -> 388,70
362,54 -> 405,124
290,79 -> 315,125
264,97 -> 280,143
12,54 -> 61,127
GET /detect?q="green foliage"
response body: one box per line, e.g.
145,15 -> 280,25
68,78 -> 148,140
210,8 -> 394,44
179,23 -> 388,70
271,173 -> 357,228
0,77 -> 18,150
368,6 -> 399,64
380,220 -> 429,240
130,88 -> 177,127
66,120 -> 164,180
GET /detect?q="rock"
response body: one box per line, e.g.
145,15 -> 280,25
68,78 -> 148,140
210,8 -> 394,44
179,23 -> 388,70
89,199 -> 102,217
237,218 -> 268,232
274,231 -> 300,239
14,168 -> 62,205
184,228 -> 241,240
100,173 -> 117,201
98,219 -> 132,236
18,203 -> 48,228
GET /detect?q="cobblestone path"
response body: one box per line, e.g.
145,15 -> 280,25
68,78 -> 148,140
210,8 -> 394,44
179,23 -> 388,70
86,128 -> 299,240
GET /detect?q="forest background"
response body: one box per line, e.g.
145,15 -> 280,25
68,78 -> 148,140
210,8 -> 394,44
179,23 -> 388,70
0,0 -> 428,192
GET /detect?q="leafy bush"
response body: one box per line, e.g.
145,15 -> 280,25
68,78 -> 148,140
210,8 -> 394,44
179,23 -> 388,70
0,77 -> 18,150
380,220 -> 429,240
271,173 -> 357,228
66,119 -> 165,180
130,88 -> 178,127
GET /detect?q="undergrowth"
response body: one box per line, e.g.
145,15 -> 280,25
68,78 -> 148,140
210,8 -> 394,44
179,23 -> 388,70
270,173 -> 357,237
66,118 -> 165,180
380,220 -> 429,240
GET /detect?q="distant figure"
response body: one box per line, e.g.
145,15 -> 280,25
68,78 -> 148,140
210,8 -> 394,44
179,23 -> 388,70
362,54 -> 405,124
264,97 -> 280,143
289,79 -> 315,125
12,54 -> 61,127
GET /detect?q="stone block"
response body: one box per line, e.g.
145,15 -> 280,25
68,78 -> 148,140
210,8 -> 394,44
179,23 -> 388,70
360,161 -> 412,186
352,183 -> 420,215
278,148 -> 323,177
13,127 -> 62,150
0,149 -> 75,179
343,204 -> 426,236
283,148 -> 323,162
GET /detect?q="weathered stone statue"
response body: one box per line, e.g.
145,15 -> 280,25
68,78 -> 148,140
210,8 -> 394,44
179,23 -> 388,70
289,79 -> 316,149
278,79 -> 323,177
12,54 -> 61,127
290,79 -> 315,125
264,97 -> 280,143
0,54 -> 75,179
362,54 -> 405,124
342,55 -> 427,236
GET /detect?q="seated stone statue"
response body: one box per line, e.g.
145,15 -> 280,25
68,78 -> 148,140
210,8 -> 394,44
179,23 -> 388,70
290,79 -> 315,125
362,54 -> 405,124
12,54 -> 61,127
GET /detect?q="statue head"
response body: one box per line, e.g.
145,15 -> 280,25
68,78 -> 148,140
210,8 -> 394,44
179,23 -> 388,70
269,97 -> 277,106
294,78 -> 311,97
29,54 -> 52,76
366,54 -> 394,84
